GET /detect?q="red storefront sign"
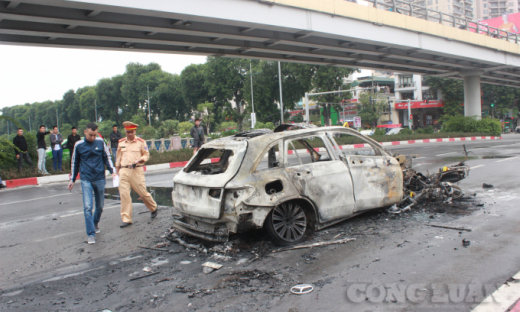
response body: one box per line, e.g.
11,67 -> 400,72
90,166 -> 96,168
395,100 -> 444,110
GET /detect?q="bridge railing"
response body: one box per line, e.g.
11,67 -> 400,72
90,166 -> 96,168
366,0 -> 520,44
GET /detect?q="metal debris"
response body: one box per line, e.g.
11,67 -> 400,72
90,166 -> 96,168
462,239 -> 471,247
290,284 -> 314,295
138,246 -> 169,252
272,238 -> 356,253
425,224 -> 472,232
202,262 -> 222,274
129,272 -> 160,281
483,183 -> 494,188
166,235 -> 207,253
390,145 -> 470,214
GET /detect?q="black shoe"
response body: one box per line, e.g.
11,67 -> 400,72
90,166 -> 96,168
0,184 -> 6,189
151,208 -> 158,219
120,222 -> 132,228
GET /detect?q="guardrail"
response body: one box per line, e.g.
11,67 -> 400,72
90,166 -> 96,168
144,136 -> 213,152
368,0 -> 520,44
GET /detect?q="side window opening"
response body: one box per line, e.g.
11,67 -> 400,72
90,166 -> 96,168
328,132 -> 380,156
185,148 -> 234,175
255,143 -> 280,172
286,136 -> 332,166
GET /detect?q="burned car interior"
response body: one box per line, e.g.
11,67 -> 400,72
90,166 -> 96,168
185,148 -> 234,175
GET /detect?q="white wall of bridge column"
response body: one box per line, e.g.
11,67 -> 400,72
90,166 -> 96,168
460,71 -> 483,119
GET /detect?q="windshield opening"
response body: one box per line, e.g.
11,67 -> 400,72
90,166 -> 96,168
185,148 -> 235,175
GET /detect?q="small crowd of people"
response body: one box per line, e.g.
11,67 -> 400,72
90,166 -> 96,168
1,121 -> 158,245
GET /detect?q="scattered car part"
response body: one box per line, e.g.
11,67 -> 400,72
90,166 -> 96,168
290,284 -> 314,295
272,237 -> 356,253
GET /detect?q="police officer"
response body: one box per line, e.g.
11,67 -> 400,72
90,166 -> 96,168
115,121 -> 158,228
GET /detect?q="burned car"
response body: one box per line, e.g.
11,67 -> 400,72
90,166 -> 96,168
171,126 -> 403,245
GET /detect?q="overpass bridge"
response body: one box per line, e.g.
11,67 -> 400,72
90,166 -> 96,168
2,0 -> 520,117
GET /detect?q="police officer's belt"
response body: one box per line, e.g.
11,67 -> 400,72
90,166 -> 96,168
123,165 -> 143,169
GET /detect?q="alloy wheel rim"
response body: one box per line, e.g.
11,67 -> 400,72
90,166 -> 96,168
272,202 -> 307,242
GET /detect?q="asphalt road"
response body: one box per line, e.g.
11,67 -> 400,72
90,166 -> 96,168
1,134 -> 520,311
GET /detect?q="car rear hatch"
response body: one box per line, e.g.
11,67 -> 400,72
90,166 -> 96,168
172,140 -> 247,219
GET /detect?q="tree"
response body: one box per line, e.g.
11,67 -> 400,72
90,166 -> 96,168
311,66 -> 356,126
197,101 -> 215,134
121,62 -> 161,120
181,63 -> 210,116
356,92 -> 387,127
178,121 -> 194,134
423,77 -> 464,115
96,76 -> 124,124
157,120 -> 179,138
204,57 -> 249,131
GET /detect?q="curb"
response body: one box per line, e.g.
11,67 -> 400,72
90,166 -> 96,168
2,135 -> 502,189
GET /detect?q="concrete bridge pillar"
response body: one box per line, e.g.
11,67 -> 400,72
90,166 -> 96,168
459,70 -> 483,119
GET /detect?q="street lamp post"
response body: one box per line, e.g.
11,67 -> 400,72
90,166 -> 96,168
147,85 -> 152,126
278,61 -> 284,124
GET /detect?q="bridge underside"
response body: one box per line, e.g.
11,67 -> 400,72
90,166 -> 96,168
1,0 -> 520,90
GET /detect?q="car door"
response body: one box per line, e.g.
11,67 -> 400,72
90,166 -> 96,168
327,130 -> 403,211
283,134 -> 356,222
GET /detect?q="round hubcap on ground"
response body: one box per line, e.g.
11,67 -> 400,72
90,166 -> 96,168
272,202 -> 307,242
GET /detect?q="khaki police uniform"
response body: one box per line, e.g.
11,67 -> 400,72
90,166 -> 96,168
116,135 -> 157,223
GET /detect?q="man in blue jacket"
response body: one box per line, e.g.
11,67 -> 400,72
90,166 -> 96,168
68,122 -> 116,244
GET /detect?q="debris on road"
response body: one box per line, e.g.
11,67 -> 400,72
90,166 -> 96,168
272,238 -> 356,253
166,234 -> 207,253
483,183 -> 494,188
390,145 -> 470,214
138,246 -> 169,252
129,271 -> 160,281
142,267 -> 153,273
425,224 -> 472,232
202,262 -> 222,274
462,238 -> 471,247
290,284 -> 314,295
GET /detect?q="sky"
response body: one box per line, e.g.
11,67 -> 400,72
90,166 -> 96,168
0,45 -> 207,110
0,45 -> 371,111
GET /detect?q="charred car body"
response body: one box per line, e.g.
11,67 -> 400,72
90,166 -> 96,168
172,126 -> 403,245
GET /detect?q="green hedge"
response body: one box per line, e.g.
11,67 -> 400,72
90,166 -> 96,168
440,116 -> 502,136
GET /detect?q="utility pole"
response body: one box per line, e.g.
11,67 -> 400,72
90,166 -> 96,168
147,85 -> 152,126
388,96 -> 391,123
95,99 -> 98,122
408,99 -> 412,130
278,61 -> 284,124
250,62 -> 256,129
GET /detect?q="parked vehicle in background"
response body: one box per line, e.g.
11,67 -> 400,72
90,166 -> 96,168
359,129 -> 374,136
171,126 -> 403,245
376,124 -> 403,135
386,128 -> 403,135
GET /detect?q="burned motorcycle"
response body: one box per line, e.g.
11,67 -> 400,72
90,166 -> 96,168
389,145 -> 470,214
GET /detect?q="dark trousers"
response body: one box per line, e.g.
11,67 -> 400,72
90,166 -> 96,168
52,149 -> 63,171
17,152 -> 34,173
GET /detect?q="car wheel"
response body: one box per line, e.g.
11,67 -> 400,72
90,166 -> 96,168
266,201 -> 314,246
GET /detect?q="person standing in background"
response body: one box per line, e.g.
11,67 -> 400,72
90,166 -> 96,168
67,127 -> 81,170
36,125 -> 51,175
13,128 -> 34,174
0,175 -> 5,189
50,126 -> 64,172
109,125 -> 122,164
190,118 -> 205,156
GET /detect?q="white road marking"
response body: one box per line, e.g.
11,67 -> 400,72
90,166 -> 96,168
414,157 -> 425,159
60,204 -> 120,218
496,157 -> 518,163
471,269 -> 520,312
436,152 -> 457,156
471,165 -> 485,169
0,193 -> 73,206
33,231 -> 83,242
414,163 -> 431,166
147,180 -> 173,186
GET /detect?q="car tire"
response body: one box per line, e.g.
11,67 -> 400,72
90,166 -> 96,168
265,201 -> 314,246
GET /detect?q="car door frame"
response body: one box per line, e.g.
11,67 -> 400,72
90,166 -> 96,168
283,132 -> 356,223
326,129 -> 403,211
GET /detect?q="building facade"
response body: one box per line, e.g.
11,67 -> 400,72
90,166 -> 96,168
393,74 -> 444,128
475,0 -> 519,20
